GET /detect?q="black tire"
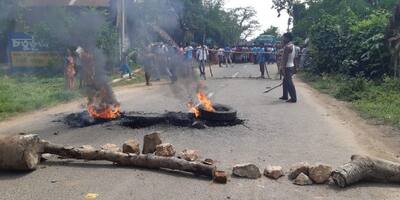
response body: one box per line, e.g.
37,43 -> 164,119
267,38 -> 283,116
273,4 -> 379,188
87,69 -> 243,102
198,103 -> 237,122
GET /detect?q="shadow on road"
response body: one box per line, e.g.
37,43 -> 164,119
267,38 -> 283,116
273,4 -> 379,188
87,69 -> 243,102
42,160 -> 212,181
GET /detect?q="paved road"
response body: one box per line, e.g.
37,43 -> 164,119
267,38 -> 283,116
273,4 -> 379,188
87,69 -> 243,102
1,63 -> 399,200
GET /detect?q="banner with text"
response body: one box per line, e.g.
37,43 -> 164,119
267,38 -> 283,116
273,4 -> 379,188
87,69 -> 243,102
8,32 -> 59,68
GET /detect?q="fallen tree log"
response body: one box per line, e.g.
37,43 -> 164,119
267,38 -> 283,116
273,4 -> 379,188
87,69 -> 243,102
331,155 -> 400,187
0,134 -> 42,171
41,140 -> 216,178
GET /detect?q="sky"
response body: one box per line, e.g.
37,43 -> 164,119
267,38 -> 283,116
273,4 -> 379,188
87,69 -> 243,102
224,0 -> 289,39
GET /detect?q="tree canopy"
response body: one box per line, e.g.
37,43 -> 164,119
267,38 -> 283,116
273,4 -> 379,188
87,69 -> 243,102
272,0 -> 399,79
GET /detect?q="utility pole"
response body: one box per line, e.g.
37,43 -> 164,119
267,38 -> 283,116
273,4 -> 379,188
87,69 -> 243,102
118,0 -> 127,62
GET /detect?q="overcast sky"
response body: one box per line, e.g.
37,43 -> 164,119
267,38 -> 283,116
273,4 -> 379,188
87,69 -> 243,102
224,0 -> 289,39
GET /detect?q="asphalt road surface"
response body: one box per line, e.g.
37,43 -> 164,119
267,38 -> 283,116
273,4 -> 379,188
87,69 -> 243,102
1,63 -> 399,200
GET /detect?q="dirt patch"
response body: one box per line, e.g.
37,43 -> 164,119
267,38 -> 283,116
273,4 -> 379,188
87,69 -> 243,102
297,80 -> 400,161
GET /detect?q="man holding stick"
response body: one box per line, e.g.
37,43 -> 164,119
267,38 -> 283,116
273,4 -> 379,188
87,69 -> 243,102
279,33 -> 297,103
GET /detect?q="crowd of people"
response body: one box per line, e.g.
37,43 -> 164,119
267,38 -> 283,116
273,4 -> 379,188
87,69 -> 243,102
63,32 -> 301,103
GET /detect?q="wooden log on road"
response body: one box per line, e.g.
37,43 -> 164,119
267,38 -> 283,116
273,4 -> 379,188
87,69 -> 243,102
0,134 -> 42,170
331,155 -> 400,187
41,140 -> 216,178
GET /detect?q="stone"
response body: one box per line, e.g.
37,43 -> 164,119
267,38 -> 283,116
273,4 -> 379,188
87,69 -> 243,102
288,162 -> 310,180
142,132 -> 162,154
309,163 -> 332,184
155,143 -> 176,157
214,170 -> 228,184
232,163 -> 262,179
293,172 -> 313,185
202,158 -> 214,165
264,165 -> 284,179
180,149 -> 199,161
122,139 -> 140,155
100,143 -> 120,152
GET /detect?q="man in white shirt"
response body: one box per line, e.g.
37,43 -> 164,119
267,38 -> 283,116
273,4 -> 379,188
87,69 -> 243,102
280,32 -> 297,103
196,44 -> 209,79
217,47 -> 224,67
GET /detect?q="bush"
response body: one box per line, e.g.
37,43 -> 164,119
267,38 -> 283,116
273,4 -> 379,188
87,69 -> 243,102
303,5 -> 391,79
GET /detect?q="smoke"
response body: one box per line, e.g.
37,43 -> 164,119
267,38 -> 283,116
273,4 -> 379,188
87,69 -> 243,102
126,0 -> 209,105
17,3 -> 118,108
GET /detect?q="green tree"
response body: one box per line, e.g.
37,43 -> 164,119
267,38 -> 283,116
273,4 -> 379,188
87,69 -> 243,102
261,26 -> 280,37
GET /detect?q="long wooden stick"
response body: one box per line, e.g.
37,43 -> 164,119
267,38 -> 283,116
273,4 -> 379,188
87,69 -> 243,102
263,83 -> 283,93
41,140 -> 216,178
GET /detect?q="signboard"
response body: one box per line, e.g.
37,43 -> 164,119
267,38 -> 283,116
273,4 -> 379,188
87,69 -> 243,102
8,32 -> 59,68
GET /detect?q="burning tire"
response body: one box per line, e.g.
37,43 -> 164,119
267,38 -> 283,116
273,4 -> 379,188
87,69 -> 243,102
198,103 -> 237,122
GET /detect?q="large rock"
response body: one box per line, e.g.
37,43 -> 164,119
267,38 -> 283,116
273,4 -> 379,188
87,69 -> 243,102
180,149 -> 199,161
100,143 -> 120,152
288,162 -> 310,180
293,172 -> 313,186
309,163 -> 332,184
155,143 -> 176,157
264,165 -> 284,180
142,132 -> 162,154
232,163 -> 261,179
122,139 -> 140,155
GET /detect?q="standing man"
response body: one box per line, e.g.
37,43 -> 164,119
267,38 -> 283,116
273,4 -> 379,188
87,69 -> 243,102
120,52 -> 133,79
64,49 -> 76,90
217,47 -> 225,67
258,46 -> 270,79
280,32 -> 297,103
224,45 -> 233,67
196,44 -> 208,80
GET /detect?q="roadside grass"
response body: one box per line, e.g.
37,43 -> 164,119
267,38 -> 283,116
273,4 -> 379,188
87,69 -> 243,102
299,72 -> 400,127
0,68 -> 146,121
0,74 -> 81,120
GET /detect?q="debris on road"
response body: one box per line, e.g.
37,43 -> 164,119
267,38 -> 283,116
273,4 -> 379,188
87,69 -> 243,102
155,143 -> 176,157
180,149 -> 200,161
309,163 -> 332,184
293,172 -> 313,186
142,132 -> 162,154
0,134 -> 216,179
122,139 -> 140,155
100,143 -> 120,152
202,158 -> 214,165
84,193 -> 99,200
288,162 -> 310,180
65,110 -> 244,129
331,155 -> 400,188
214,170 -> 228,184
0,134 -> 42,170
232,163 -> 262,179
264,165 -> 284,180
191,120 -> 207,129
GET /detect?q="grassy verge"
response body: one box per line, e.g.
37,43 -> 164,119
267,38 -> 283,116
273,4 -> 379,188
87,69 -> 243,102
0,74 -> 81,120
299,72 -> 400,127
0,70 -> 146,121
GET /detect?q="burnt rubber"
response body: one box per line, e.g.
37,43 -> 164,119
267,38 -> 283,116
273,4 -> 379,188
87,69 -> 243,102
198,103 -> 237,122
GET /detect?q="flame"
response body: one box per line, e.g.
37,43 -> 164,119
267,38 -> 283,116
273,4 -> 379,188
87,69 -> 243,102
187,91 -> 215,118
187,101 -> 200,118
197,91 -> 215,112
87,104 -> 121,119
